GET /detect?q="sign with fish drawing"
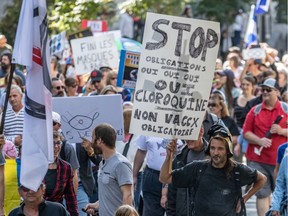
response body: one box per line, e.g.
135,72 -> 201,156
130,12 -> 220,139
53,95 -> 124,143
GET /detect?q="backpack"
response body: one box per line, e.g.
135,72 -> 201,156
59,140 -> 66,161
192,161 -> 246,216
254,101 -> 288,116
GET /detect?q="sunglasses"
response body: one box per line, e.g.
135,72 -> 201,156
208,124 -> 232,142
261,87 -> 273,93
53,121 -> 57,126
208,103 -> 217,108
53,141 -> 62,146
92,80 -> 101,85
54,86 -> 65,90
111,77 -> 117,80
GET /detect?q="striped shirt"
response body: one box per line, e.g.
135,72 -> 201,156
3,107 -> 24,143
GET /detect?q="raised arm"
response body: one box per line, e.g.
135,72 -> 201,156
159,140 -> 177,184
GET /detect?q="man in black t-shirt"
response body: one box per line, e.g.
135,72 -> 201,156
160,123 -> 267,216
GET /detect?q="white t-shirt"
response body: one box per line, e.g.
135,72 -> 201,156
137,136 -> 184,171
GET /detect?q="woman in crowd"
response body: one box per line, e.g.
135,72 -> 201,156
232,75 -> 256,162
215,69 -> 241,115
115,205 -> 139,216
64,77 -> 79,97
44,131 -> 78,216
208,92 -> 240,147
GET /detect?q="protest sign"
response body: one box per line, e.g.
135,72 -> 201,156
70,34 -> 119,75
68,28 -> 93,42
130,12 -> 220,140
82,20 -> 108,33
53,95 -> 124,143
50,31 -> 66,57
117,49 -> 140,89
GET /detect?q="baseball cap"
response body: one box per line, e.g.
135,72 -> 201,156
90,69 -> 103,82
260,78 -> 279,90
52,111 -> 61,124
218,69 -> 235,80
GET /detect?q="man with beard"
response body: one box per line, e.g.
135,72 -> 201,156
160,123 -> 266,216
85,123 -> 133,216
51,77 -> 65,97
0,52 -> 26,89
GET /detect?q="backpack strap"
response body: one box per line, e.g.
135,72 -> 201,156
59,140 -> 66,161
254,104 -> 262,116
233,164 -> 246,216
280,101 -> 288,115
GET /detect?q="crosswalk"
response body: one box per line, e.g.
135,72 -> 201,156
246,195 -> 257,216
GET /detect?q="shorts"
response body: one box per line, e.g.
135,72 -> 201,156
249,161 -> 274,198
0,152 -> 5,165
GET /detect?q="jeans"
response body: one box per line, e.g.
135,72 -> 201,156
89,170 -> 98,203
142,167 -> 165,216
77,183 -> 89,216
134,171 -> 143,210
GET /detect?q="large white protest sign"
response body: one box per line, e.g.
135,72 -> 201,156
130,12 -> 220,140
53,95 -> 124,143
70,34 -> 119,75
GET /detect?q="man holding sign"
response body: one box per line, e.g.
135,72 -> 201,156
160,123 -> 266,216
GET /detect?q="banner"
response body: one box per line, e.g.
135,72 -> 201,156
71,34 -> 119,75
130,12 -> 220,140
53,95 -> 124,143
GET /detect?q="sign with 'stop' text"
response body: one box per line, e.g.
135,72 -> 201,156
130,12 -> 220,140
70,34 -> 119,75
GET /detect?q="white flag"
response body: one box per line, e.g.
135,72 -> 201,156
12,0 -> 53,191
244,5 -> 258,48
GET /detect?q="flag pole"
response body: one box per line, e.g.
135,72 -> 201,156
0,63 -> 15,134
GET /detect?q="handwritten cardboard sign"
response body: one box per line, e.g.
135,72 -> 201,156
53,95 -> 124,143
70,34 -> 119,75
130,12 -> 220,140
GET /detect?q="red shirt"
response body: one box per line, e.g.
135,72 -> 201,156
243,100 -> 288,165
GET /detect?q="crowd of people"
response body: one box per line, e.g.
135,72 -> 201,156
0,6 -> 287,215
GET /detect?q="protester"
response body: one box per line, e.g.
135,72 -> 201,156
119,10 -> 134,39
0,52 -> 26,89
180,5 -> 193,18
115,205 -> 139,216
160,123 -> 267,216
243,78 -> 288,216
0,34 -> 12,55
133,136 -> 184,216
64,77 -> 79,97
273,142 -> 287,180
266,154 -> 288,216
50,55 -> 65,82
89,69 -> 104,95
85,124 -> 133,216
0,134 -> 6,216
51,77 -> 65,97
8,183 -> 70,216
166,125 -> 208,216
116,109 -> 142,211
100,85 -> 117,95
44,131 -> 78,216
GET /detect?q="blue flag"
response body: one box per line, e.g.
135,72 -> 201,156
255,0 -> 270,14
244,5 -> 258,48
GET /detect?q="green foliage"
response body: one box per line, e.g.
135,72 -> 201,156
48,0 -> 117,35
194,0 -> 250,24
0,1 -> 22,45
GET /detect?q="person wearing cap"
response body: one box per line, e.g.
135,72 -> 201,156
52,112 -> 79,194
160,123 -> 266,216
243,78 -> 288,216
165,125 -> 208,216
89,69 -> 104,95
8,183 -> 70,216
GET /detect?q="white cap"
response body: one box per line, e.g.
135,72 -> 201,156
52,112 -> 61,124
